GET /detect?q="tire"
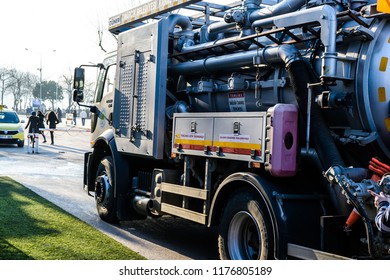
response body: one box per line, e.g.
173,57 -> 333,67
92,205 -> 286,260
95,156 -> 118,223
218,190 -> 274,260
17,141 -> 24,148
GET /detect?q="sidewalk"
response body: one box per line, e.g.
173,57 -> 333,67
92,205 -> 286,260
59,116 -> 91,129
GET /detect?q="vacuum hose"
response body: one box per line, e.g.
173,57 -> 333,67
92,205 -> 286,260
287,59 -> 349,215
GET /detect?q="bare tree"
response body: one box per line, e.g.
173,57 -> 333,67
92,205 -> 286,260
6,69 -> 38,112
23,72 -> 39,110
0,68 -> 12,105
7,69 -> 25,111
83,81 -> 96,104
61,70 -> 74,111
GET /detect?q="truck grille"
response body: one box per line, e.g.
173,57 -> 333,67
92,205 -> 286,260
0,130 -> 18,135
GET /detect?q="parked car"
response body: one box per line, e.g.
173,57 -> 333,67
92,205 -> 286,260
0,106 -> 24,147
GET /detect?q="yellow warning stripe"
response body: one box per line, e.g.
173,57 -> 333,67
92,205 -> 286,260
385,118 -> 390,132
378,87 -> 386,102
378,51 -> 389,131
174,139 -> 212,146
379,57 -> 388,72
174,139 -> 261,150
213,141 -> 261,150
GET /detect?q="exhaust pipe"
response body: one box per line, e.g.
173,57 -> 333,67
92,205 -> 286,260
133,196 -> 154,216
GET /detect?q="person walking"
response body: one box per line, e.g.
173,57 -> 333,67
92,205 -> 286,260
80,110 -> 87,126
57,107 -> 62,122
46,111 -> 60,145
25,111 -> 39,149
72,109 -> 77,125
37,110 -> 47,143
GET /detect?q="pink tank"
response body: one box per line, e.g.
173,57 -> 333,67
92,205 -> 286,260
265,104 -> 298,177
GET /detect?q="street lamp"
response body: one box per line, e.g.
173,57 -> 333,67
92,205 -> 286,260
38,58 -> 42,101
25,48 -> 56,103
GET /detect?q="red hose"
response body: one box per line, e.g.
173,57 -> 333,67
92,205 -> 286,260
369,157 -> 390,182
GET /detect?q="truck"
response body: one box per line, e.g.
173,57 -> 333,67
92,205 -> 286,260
73,0 -> 390,259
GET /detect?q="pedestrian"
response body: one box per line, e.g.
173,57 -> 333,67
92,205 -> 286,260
26,107 -> 32,116
57,107 -> 62,123
80,110 -> 87,126
25,111 -> 39,148
46,111 -> 60,145
368,187 -> 390,233
37,110 -> 47,143
73,109 -> 77,125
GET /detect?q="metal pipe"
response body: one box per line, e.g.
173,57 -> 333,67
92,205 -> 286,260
252,5 -> 338,79
207,21 -> 237,35
249,0 -> 306,23
168,14 -> 193,34
133,196 -> 153,216
170,44 -> 300,75
181,27 -> 254,54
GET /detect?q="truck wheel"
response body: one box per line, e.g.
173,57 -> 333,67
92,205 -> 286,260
95,156 -> 117,223
218,191 -> 273,260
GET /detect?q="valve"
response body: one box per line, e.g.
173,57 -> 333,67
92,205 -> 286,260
316,91 -> 351,108
324,165 -> 380,200
224,9 -> 246,26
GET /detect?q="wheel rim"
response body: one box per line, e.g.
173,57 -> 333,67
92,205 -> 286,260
95,174 -> 111,206
228,211 -> 260,260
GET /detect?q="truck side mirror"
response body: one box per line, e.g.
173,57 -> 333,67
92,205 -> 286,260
73,67 -> 85,102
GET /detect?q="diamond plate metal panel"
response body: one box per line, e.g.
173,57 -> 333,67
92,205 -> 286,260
113,19 -> 168,159
119,61 -> 133,137
135,57 -> 148,132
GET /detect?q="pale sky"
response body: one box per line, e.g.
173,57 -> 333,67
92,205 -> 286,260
0,0 -> 231,83
0,0 -> 142,81
0,0 -> 231,108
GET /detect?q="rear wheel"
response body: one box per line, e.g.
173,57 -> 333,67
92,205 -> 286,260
218,190 -> 274,260
95,156 -> 117,223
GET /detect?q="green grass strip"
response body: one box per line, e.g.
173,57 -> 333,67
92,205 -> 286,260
0,176 -> 146,260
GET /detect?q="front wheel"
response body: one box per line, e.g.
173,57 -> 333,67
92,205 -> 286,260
218,190 -> 274,260
95,156 -> 117,223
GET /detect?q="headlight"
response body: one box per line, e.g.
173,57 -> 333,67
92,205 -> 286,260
18,126 -> 24,133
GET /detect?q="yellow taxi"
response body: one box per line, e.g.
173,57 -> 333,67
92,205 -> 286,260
0,105 -> 24,147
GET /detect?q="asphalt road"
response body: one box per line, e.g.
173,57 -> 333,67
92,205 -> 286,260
0,117 -> 218,260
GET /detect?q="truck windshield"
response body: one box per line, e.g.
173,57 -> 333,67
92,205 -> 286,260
95,63 -> 116,103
